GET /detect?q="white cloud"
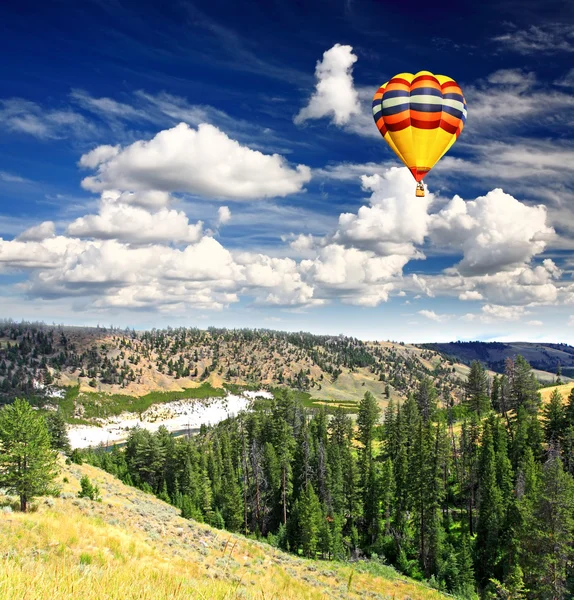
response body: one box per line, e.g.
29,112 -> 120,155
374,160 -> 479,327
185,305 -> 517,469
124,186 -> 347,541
216,206 -> 231,226
527,320 -> 543,326
556,68 -> 574,87
430,189 -> 554,275
333,168 -> 431,257
0,171 -> 31,184
487,68 -> 537,88
464,75 -> 574,129
294,44 -> 360,126
493,24 -> 574,54
17,221 -> 56,242
459,290 -> 483,301
481,304 -> 529,321
314,162 -> 391,182
66,192 -> 203,244
80,123 -> 311,200
116,190 -> 172,209
70,89 -> 151,121
0,98 -> 98,139
79,145 -> 120,169
418,310 -> 448,322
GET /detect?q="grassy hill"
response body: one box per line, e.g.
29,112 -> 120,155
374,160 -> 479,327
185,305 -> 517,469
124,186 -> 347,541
0,459 -> 451,600
0,321 -> 466,417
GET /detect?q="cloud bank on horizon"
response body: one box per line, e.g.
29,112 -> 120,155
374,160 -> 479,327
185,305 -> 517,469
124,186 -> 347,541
1,1 -> 573,341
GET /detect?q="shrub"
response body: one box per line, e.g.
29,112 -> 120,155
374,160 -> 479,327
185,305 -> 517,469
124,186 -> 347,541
78,475 -> 101,502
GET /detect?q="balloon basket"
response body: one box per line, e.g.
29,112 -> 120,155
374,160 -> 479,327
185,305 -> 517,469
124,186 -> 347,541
415,183 -> 425,198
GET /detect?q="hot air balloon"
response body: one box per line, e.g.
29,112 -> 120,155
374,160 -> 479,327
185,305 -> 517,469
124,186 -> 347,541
372,71 -> 466,197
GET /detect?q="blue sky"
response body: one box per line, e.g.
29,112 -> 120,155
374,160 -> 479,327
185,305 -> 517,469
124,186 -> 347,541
1,0 -> 574,342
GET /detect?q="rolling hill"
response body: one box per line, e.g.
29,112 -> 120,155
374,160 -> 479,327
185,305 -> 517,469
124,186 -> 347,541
0,321 -> 466,418
422,341 -> 574,381
0,458 -> 450,600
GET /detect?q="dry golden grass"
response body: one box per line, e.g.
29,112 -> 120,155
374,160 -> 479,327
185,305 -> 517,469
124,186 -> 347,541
0,461 -> 450,600
540,381 -> 574,404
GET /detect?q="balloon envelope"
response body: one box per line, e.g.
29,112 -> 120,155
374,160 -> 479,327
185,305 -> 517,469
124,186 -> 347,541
372,71 -> 466,182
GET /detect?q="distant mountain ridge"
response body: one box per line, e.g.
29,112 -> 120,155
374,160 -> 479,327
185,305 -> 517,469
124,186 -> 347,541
421,341 -> 574,377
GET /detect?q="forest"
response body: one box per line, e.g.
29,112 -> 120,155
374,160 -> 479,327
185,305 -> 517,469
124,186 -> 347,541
74,355 -> 574,599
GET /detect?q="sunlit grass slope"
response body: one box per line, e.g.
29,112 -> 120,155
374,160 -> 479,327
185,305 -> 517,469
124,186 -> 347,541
540,381 -> 574,404
0,461 -> 450,600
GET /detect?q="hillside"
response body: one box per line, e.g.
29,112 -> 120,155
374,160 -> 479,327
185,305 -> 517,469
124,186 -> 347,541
0,321 -> 465,416
0,459 -> 450,600
422,341 -> 573,380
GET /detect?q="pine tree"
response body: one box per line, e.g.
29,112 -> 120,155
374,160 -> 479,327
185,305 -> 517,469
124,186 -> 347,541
457,534 -> 476,597
465,361 -> 490,416
45,410 -> 71,454
298,484 -> 322,558
357,391 -> 381,544
523,452 -> 574,599
415,377 -> 438,422
543,389 -> 565,446
78,475 -> 101,501
0,398 -> 59,512
507,356 -> 540,415
475,422 -> 504,587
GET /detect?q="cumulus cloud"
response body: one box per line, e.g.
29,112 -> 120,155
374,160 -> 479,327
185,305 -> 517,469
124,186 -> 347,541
17,221 -> 56,242
294,44 -> 360,126
67,192 -> 203,244
334,169 -> 431,257
429,189 -> 554,275
0,157 -> 568,318
299,244 -> 407,306
216,206 -> 231,226
459,290 -> 484,301
80,122 -> 311,200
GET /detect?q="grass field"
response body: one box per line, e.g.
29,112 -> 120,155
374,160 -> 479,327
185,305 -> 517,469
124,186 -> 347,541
540,381 -> 574,404
0,460 -> 451,600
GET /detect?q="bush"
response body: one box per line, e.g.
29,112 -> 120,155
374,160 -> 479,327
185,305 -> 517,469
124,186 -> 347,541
78,475 -> 101,502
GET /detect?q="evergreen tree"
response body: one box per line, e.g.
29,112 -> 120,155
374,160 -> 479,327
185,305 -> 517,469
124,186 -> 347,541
298,484 -> 322,558
475,423 -> 504,587
78,475 -> 101,501
465,361 -> 490,416
0,398 -> 59,512
543,389 -> 565,446
415,377 -> 438,422
45,410 -> 71,454
522,452 -> 574,599
357,391 -> 381,544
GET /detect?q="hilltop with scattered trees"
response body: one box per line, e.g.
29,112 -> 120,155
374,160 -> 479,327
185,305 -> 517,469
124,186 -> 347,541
0,320 -> 464,415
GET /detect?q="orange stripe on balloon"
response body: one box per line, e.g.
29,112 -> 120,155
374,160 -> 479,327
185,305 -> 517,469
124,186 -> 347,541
440,121 -> 459,135
383,110 -> 410,124
410,110 -> 441,122
411,79 -> 441,91
440,112 -> 462,128
385,82 -> 410,92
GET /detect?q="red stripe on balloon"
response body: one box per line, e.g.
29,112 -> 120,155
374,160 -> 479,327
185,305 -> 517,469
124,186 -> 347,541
385,118 -> 411,132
